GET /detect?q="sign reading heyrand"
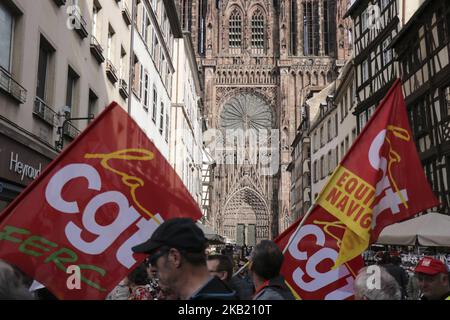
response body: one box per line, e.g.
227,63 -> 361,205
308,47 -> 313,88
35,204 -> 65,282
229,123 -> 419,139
276,79 -> 439,299
0,102 -> 202,299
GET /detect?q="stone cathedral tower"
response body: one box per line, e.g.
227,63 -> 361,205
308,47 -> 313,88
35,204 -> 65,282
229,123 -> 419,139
178,0 -> 351,244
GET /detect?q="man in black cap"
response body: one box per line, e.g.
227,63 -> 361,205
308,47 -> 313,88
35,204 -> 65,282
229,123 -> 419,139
132,218 -> 238,300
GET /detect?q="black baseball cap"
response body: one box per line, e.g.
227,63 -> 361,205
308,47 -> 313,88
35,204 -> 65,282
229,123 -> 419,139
132,218 -> 208,255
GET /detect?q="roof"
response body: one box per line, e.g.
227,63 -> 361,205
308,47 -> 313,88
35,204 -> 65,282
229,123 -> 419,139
307,82 -> 337,126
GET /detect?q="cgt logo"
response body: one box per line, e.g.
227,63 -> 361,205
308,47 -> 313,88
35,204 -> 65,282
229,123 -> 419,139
44,149 -> 164,269
287,223 -> 356,300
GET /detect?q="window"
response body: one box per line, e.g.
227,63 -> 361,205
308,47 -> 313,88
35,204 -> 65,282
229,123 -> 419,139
152,86 -> 157,123
303,1 -> 320,55
345,135 -> 349,154
139,64 -> 144,99
229,9 -> 242,50
313,160 -> 317,183
88,89 -> 98,123
361,9 -> 368,32
362,59 -> 369,82
328,150 -> 333,175
327,119 -> 332,141
441,85 -> 450,120
36,36 -> 54,101
92,3 -> 100,37
352,128 -> 357,143
359,112 -> 367,130
181,0 -> 192,31
107,25 -> 115,61
119,47 -> 126,80
0,2 -> 14,71
165,112 -> 169,142
320,126 -> 324,146
66,67 -> 79,116
251,9 -> 265,52
290,0 -> 298,55
334,113 -> 338,136
143,70 -> 149,109
141,7 -> 149,43
159,102 -> 164,135
132,55 -> 141,98
382,38 -> 392,65
323,0 -> 335,55
320,156 -> 325,179
335,146 -> 339,166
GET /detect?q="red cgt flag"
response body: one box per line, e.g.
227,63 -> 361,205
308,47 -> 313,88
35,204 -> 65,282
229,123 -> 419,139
276,79 -> 439,299
0,102 -> 202,299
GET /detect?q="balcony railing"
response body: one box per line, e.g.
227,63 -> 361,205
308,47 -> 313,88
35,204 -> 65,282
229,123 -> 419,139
63,121 -> 81,140
0,67 -> 27,104
90,36 -> 105,64
71,7 -> 88,39
53,0 -> 66,6
119,79 -> 129,99
106,60 -> 118,83
121,1 -> 132,26
33,97 -> 57,126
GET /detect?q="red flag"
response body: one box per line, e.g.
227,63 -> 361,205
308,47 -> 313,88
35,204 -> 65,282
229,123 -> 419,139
275,209 -> 364,300
0,102 -> 202,299
276,79 -> 439,299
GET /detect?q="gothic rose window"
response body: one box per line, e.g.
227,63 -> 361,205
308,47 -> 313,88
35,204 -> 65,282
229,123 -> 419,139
220,94 -> 272,130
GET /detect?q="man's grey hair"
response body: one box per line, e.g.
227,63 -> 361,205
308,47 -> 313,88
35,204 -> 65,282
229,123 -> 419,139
354,266 -> 401,300
0,260 -> 34,300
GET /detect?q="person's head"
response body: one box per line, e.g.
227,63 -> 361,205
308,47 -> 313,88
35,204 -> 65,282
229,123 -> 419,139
132,218 -> 208,295
128,262 -> 149,287
414,257 -> 449,300
249,240 -> 283,285
207,254 -> 233,282
0,260 -> 34,300
354,266 -> 401,300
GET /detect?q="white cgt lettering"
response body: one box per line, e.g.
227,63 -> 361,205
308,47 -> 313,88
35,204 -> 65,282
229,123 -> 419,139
45,164 -> 101,214
45,163 -> 164,267
288,224 -> 352,299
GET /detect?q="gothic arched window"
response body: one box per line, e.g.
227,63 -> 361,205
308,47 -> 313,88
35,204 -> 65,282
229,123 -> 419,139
229,9 -> 242,51
181,0 -> 192,31
251,9 -> 265,53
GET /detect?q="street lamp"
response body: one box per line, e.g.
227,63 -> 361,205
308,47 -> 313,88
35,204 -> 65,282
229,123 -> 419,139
55,113 -> 94,151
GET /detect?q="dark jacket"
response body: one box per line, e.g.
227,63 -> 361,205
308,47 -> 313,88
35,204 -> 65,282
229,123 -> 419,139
420,292 -> 450,300
230,275 -> 254,300
190,276 -> 239,300
253,275 -> 295,300
384,263 -> 409,299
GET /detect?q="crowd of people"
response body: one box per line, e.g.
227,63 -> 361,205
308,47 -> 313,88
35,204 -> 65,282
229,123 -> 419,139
0,218 -> 449,300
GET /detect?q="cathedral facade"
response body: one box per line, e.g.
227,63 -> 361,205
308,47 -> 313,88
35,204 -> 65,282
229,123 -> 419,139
178,0 -> 351,244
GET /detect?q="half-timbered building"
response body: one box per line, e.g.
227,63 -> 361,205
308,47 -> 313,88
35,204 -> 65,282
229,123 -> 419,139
391,0 -> 450,214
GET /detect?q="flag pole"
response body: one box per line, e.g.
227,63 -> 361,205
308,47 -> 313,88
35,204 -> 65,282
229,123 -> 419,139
281,203 -> 317,254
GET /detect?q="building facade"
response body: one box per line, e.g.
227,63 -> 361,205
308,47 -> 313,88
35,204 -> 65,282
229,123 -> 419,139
130,0 -> 180,160
345,0 -> 400,133
170,32 -> 204,207
334,60 -> 357,173
391,0 -> 450,214
0,0 -> 131,211
310,83 -> 339,199
180,0 -> 352,243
